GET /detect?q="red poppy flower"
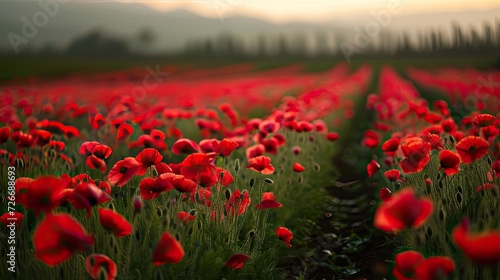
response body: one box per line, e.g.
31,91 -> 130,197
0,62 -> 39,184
213,138 -> 239,157
362,130 -> 379,148
441,118 -> 458,133
256,192 -> 282,209
276,226 -> 293,247
0,212 -> 24,228
177,211 -> 195,223
452,217 -> 500,264
216,167 -> 234,187
199,139 -> 217,153
90,113 -> 106,130
180,153 -> 217,180
84,155 -> 106,172
393,251 -> 425,280
414,256 -> 455,280
152,232 -> 185,265
245,144 -> 265,160
92,144 -> 112,159
225,189 -> 251,216
135,148 -> 163,176
71,182 -> 112,218
422,133 -> 443,150
258,120 -> 280,135
98,208 -> 133,237
49,140 -> 65,151
367,160 -> 380,177
226,253 -> 249,269
33,129 -> 52,146
293,162 -> 305,172
400,142 -> 431,174
33,213 -> 94,266
382,138 -> 400,156
117,123 -> 134,141
22,176 -> 69,216
12,131 -> 34,149
85,254 -> 117,280
481,125 -> 499,141
108,157 -> 141,187
379,188 -> 392,202
326,132 -> 339,142
473,113 -> 495,129
439,150 -> 461,176
493,160 -> 500,178
171,138 -> 200,155
0,126 -> 10,144
384,169 -> 402,182
154,162 -> 173,175
161,173 -> 198,193
424,112 -> 443,124
374,188 -> 433,232
455,136 -> 489,164
80,141 -> 100,156
139,177 -> 173,200
247,156 -> 275,174
433,100 -> 450,117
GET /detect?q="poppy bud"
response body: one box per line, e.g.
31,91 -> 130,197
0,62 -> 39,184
133,195 -> 143,213
449,135 -> 455,144
248,230 -> 255,238
249,178 -> 255,188
225,189 -> 232,200
234,159 -> 240,172
263,178 -> 274,184
189,209 -> 197,216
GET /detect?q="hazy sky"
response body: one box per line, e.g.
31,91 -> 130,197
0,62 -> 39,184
140,0 -> 500,22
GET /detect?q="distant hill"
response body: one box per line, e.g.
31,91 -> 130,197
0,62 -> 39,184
0,0 -> 498,55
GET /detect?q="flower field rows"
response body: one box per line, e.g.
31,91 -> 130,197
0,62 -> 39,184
366,67 -> 500,279
1,62 -> 499,279
0,64 -> 372,279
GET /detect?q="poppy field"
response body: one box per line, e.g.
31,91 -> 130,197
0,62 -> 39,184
0,62 -> 499,280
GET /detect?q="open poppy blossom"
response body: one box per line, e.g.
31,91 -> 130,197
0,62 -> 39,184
472,113 -> 495,128
108,157 -> 141,186
135,148 -> 163,176
0,212 -> 24,228
247,156 -> 275,174
393,251 -> 454,280
367,160 -> 380,177
393,250 -> 425,280
139,177 -> 174,200
326,132 -> 339,142
374,188 -> 433,232
293,162 -> 305,172
384,169 -> 403,182
213,138 -> 239,157
177,211 -> 195,223
225,189 -> 251,216
439,150 -> 461,176
400,141 -> 431,174
0,126 -> 10,144
180,153 -> 217,180
85,254 -> 117,280
455,136 -> 489,164
379,188 -> 392,202
21,176 -> 69,216
152,232 -> 185,265
452,217 -> 500,264
71,182 -> 112,218
382,137 -> 400,156
116,123 -> 134,141
98,208 -> 133,237
171,138 -> 200,155
91,113 -> 106,130
245,144 -> 265,160
276,226 -> 293,247
256,192 -> 283,210
161,173 -> 198,193
225,253 -> 249,269
33,213 -> 94,266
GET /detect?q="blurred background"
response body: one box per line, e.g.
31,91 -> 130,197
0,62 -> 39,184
1,0 -> 499,79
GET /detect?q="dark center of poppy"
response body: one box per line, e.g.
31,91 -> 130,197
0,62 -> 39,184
469,146 -> 476,152
120,167 -> 128,174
